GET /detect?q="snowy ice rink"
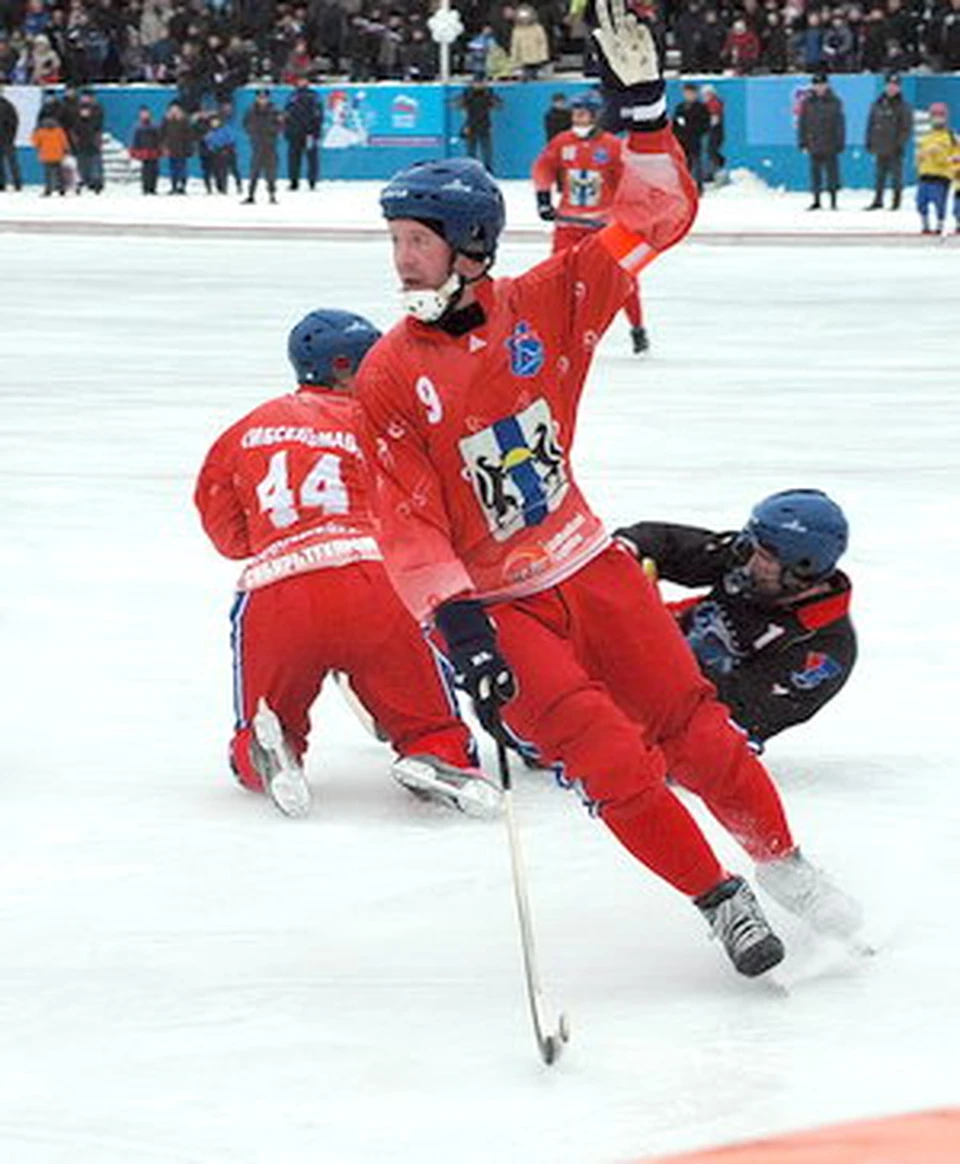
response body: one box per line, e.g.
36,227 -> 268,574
1,185 -> 959,1163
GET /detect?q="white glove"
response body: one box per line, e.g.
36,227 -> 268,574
592,0 -> 659,86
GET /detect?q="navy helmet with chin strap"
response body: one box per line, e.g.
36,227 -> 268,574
739,489 -> 849,585
287,309 -> 381,388
379,157 -> 506,262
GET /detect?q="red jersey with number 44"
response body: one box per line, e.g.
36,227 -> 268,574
531,129 -> 625,224
195,389 -> 381,591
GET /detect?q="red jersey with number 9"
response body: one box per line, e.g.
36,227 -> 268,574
195,388 -> 381,591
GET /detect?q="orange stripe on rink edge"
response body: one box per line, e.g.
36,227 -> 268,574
636,1108 -> 960,1164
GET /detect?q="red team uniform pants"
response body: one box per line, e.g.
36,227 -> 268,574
229,561 -> 474,792
552,225 -> 644,329
490,545 -> 793,898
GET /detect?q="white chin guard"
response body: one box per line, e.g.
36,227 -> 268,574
400,272 -> 463,323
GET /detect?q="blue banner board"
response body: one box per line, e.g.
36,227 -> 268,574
7,74 -> 960,191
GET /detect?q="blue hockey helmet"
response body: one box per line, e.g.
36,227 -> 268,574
570,90 -> 602,115
739,489 -> 849,585
379,157 -> 506,262
287,309 -> 381,387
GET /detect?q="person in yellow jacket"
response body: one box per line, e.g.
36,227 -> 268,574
31,113 -> 69,196
915,102 -> 958,234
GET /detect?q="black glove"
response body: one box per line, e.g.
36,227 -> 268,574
435,598 -> 517,737
536,190 -> 556,221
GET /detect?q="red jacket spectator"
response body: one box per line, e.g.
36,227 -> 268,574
723,19 -> 761,73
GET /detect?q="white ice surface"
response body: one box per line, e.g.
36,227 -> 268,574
0,187 -> 958,1164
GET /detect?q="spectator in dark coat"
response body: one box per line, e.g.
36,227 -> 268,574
0,83 -> 21,190
701,83 -> 725,182
242,87 -> 282,204
821,14 -> 856,72
456,77 -> 501,173
931,0 -> 960,70
674,2 -> 706,73
130,105 -> 161,194
284,74 -> 321,190
798,72 -> 845,210
403,26 -> 436,80
191,108 -> 216,192
697,7 -> 726,71
71,88 -> 104,192
861,8 -> 888,72
865,73 -> 913,209
672,82 -> 711,192
55,84 -> 81,139
160,98 -> 192,193
760,11 -> 789,73
543,91 -> 571,141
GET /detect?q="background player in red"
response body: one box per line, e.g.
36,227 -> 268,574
357,0 -> 863,979
532,90 -> 649,354
194,308 -> 500,820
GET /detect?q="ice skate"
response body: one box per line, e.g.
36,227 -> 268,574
695,876 -> 785,977
630,325 -> 650,354
391,755 -> 502,819
252,698 -> 312,819
756,849 -> 862,941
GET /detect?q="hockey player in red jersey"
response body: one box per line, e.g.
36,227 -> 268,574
532,90 -> 649,353
194,308 -> 500,819
357,0 -> 862,978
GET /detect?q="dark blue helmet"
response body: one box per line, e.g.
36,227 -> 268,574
379,157 -> 506,261
287,309 -> 381,387
570,91 -> 602,115
740,489 -> 849,584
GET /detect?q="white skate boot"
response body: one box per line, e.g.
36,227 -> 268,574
756,849 -> 863,940
391,755 -> 502,819
252,698 -> 312,819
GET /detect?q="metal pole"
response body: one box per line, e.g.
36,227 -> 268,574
440,0 -> 451,83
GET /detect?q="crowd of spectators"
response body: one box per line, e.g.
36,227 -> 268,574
0,0 -> 957,100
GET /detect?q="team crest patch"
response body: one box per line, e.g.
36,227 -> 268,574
506,321 -> 545,378
685,602 -> 745,676
791,651 -> 842,690
458,398 -> 568,541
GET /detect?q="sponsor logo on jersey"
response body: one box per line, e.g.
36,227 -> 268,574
505,320 -> 545,378
593,148 -> 610,163
685,601 -> 746,676
568,168 -> 602,208
458,398 -> 568,541
790,651 -> 842,690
